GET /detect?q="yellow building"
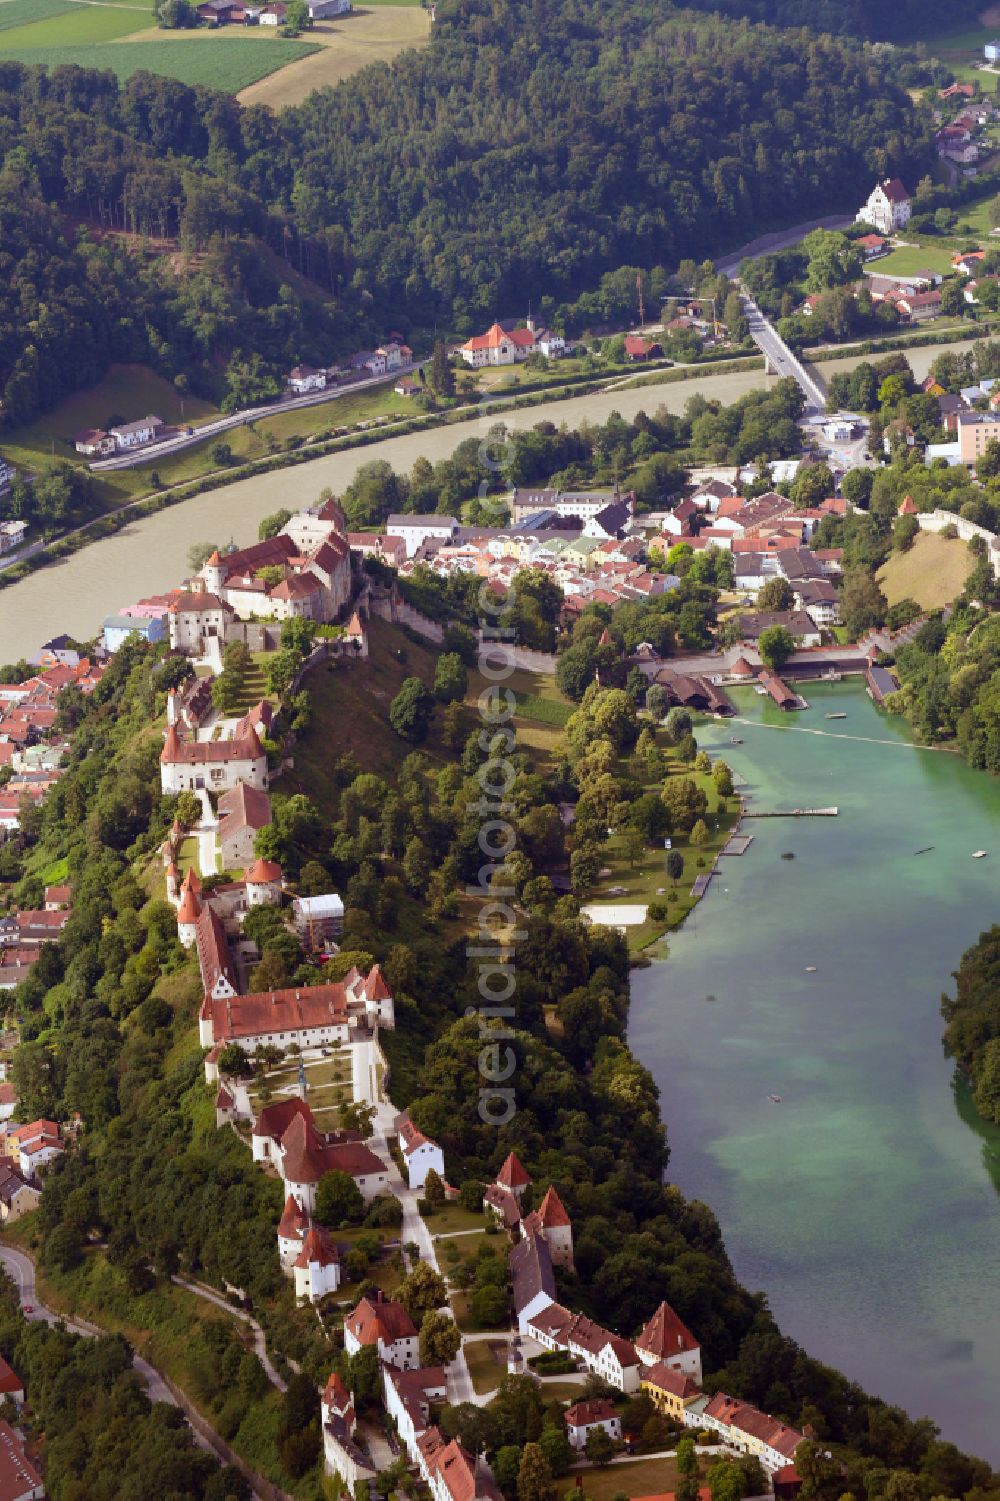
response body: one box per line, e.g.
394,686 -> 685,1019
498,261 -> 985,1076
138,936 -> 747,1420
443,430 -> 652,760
640,1361 -> 702,1421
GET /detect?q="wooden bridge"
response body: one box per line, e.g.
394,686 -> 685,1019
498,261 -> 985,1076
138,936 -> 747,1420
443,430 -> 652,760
742,807 -> 838,818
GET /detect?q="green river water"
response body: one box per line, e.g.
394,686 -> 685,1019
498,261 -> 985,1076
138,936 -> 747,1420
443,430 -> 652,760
629,682 -> 1000,1463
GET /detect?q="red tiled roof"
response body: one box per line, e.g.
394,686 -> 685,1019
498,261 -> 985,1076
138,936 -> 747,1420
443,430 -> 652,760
254,1096 -> 312,1142
346,1290 -> 417,1346
201,983 -> 349,1042
641,1361 -> 700,1400
496,1151 -> 531,1189
294,1224 -> 340,1269
564,1398 -> 616,1427
0,1357 -> 21,1397
245,858 -> 282,883
636,1301 -> 699,1361
536,1184 -> 571,1227
278,1192 -> 310,1239
161,723 -> 264,765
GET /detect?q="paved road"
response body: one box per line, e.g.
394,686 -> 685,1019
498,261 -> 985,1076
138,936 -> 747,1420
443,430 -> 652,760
0,1245 -> 212,1442
89,367 -> 424,473
741,290 -> 826,412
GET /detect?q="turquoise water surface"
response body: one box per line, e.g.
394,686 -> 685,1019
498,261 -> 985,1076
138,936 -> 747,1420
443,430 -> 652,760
629,682 -> 1000,1462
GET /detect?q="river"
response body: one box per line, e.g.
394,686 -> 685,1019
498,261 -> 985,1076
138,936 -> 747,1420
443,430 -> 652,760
629,682 -> 1000,1464
0,335 -> 983,662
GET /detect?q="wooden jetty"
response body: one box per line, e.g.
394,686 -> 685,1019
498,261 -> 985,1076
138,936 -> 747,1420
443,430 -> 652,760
722,834 -> 754,855
742,807 -> 838,818
690,873 -> 713,897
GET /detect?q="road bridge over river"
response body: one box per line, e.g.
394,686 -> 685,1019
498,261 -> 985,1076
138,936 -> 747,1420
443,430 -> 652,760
741,290 -> 826,413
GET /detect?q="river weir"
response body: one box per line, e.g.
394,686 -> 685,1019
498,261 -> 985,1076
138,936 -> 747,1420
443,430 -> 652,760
630,681 -> 1000,1464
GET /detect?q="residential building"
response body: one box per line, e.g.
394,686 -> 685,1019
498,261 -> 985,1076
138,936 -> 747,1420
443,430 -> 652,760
159,723 -> 267,795
383,1364 -> 448,1461
423,1434 -> 504,1501
736,610 -> 822,649
623,336 -> 663,361
322,1371 -> 376,1489
394,1111 -> 446,1190
697,1394 -> 804,1474
957,410 -> 1000,463
564,1397 -> 621,1451
641,1361 -> 702,1422
217,782 -> 273,868
986,38 -> 1000,61
345,1291 -> 419,1368
288,365 -> 328,393
108,415 -> 164,450
385,514 -> 460,558
280,1111 -> 390,1212
564,1313 -> 642,1393
0,1357 -> 24,1408
6,1118 -> 63,1179
0,1164 -> 39,1224
857,178 -> 911,235
102,612 -> 168,653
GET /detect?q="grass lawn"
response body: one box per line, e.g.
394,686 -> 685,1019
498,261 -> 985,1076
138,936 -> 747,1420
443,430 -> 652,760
438,1231 -> 493,1273
277,615 -> 453,793
0,36 -> 319,89
236,6 -> 429,108
556,1457 -> 682,1501
584,732 -> 740,954
256,381 -> 412,441
463,1337 -> 506,1395
873,244 -> 960,278
422,1203 -> 487,1234
0,3 -> 146,43
877,530 -> 974,611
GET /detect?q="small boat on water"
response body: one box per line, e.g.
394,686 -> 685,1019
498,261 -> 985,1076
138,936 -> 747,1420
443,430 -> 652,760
973,850 -> 988,859
914,846 -> 934,856
768,1094 -> 782,1104
730,736 -> 743,745
825,712 -> 847,720
805,965 -> 817,972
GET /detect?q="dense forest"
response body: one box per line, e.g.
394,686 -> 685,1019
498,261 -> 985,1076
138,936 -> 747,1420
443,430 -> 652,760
0,0 -> 931,427
682,0 -> 980,41
942,926 -> 1000,1127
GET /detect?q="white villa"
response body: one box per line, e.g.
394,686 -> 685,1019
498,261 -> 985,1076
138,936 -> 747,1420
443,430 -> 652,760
858,177 -> 911,235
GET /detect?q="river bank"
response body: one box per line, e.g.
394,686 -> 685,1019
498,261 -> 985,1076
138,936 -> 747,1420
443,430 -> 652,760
0,329 -> 992,663
629,681 -> 1000,1464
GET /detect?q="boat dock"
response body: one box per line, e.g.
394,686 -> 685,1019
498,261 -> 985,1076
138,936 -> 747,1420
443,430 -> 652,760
690,873 -> 713,897
722,834 -> 754,855
743,806 -> 838,818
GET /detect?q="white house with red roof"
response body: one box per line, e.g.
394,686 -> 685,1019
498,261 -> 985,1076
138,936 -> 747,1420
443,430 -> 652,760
394,1110 -> 445,1189
279,1109 -> 390,1212
0,1356 -> 24,1408
160,722 -> 267,795
422,1432 -> 504,1501
344,1290 -> 419,1368
383,1364 -> 448,1461
460,320 -> 537,367
293,1224 -> 341,1302
858,177 -> 911,235
635,1300 -> 702,1383
6,1119 -> 63,1179
695,1394 -> 805,1473
564,1397 -> 621,1451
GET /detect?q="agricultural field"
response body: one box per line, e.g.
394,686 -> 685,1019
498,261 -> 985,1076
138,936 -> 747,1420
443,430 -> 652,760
877,530 -> 975,612
0,0 -> 76,31
237,6 -> 430,109
0,0 -> 320,93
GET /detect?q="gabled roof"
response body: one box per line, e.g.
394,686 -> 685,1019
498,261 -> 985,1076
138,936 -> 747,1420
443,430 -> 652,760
564,1398 -> 616,1427
641,1360 -> 701,1400
346,1290 -> 417,1346
245,857 -> 282,884
255,1096 -> 312,1142
509,1232 -> 556,1315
